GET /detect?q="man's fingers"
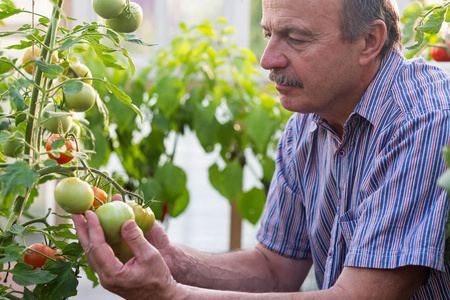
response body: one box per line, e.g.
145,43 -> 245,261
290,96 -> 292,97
121,219 -> 154,262
74,211 -> 122,272
72,214 -> 89,247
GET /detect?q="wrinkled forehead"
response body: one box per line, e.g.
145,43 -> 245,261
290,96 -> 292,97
261,0 -> 343,32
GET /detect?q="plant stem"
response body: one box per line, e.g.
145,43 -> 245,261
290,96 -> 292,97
6,0 -> 64,232
38,165 -> 145,203
24,0 -> 64,162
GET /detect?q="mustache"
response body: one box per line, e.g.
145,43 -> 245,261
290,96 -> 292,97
269,71 -> 303,88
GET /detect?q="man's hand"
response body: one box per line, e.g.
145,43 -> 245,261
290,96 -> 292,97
72,211 -> 179,300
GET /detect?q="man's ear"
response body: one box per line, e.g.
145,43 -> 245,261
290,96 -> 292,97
359,19 -> 387,65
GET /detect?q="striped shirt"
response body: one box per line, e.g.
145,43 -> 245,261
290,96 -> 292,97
257,50 -> 450,299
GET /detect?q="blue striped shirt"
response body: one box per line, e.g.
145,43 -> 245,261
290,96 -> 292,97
257,50 -> 450,299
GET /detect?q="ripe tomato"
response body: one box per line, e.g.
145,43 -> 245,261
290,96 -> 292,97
107,2 -> 143,33
126,201 -> 155,234
54,177 -> 94,214
93,0 -> 126,19
63,62 -> 93,85
110,239 -> 134,263
430,44 -> 450,62
46,134 -> 77,164
23,244 -> 62,270
22,47 -> 59,75
42,104 -> 73,134
95,201 -> 135,244
90,186 -> 108,209
63,82 -> 96,112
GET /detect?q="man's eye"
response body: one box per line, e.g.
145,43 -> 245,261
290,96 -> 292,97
264,33 -> 271,40
288,37 -> 304,44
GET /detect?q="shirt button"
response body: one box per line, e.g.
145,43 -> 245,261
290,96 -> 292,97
339,150 -> 346,157
328,251 -> 333,258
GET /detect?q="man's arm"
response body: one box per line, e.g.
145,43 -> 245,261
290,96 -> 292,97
73,211 -> 429,300
165,242 -> 312,292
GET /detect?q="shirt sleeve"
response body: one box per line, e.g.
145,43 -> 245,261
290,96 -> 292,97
344,110 -> 450,272
257,114 -> 311,260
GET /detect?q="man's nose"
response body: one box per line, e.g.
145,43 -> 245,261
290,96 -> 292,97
260,39 -> 288,70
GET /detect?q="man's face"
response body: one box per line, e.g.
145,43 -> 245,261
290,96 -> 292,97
260,0 -> 364,119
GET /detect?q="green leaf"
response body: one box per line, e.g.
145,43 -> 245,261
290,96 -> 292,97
0,0 -> 22,20
0,57 -> 13,74
438,168 -> 450,192
82,266 -> 99,287
170,186 -> 189,218
9,224 -> 29,237
155,76 -> 181,117
38,260 -> 79,299
124,34 -> 157,47
442,146 -> 450,166
245,107 -> 277,153
59,38 -> 80,51
9,87 -> 28,111
0,161 -> 39,200
33,59 -> 64,79
61,242 -> 83,257
11,263 -> 57,286
62,80 -> 83,95
237,188 -> 266,225
417,7 -> 447,34
0,244 -> 25,263
208,161 -> 243,202
104,79 -> 143,122
155,162 -> 187,202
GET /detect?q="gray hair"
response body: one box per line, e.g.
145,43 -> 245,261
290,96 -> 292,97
340,0 -> 402,57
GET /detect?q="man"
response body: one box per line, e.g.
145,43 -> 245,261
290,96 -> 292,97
73,0 -> 450,298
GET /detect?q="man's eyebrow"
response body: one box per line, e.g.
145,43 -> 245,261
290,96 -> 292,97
259,23 -> 316,38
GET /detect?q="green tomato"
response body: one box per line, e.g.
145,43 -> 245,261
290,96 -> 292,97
110,239 -> 134,263
64,82 -> 96,112
93,0 -> 126,19
42,104 -> 73,134
95,201 -> 135,244
107,2 -> 143,33
63,62 -> 93,85
126,201 -> 155,234
3,138 -> 24,157
54,177 -> 94,214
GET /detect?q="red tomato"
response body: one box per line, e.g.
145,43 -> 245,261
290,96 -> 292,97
90,186 -> 108,209
430,44 -> 450,62
46,134 -> 77,164
23,244 -> 62,270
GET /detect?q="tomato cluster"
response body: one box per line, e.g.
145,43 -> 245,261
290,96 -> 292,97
54,178 -> 155,263
93,0 -> 143,33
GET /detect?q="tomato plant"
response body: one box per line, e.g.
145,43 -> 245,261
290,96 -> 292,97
46,134 -> 77,164
95,201 -> 135,244
107,2 -> 143,33
54,177 -> 94,214
0,0 -> 155,298
23,244 -> 63,270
